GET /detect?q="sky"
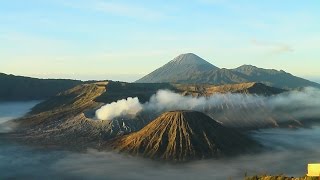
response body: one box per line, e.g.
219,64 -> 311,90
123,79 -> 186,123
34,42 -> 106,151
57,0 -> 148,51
0,0 -> 319,82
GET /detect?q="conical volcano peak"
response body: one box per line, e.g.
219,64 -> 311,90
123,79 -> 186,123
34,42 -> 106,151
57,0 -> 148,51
135,53 -> 218,83
158,110 -> 219,126
110,110 -> 259,161
167,109 -> 199,114
171,53 -> 212,65
136,52 -> 320,88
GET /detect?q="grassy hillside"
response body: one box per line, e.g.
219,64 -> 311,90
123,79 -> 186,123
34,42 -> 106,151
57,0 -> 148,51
0,73 -> 82,101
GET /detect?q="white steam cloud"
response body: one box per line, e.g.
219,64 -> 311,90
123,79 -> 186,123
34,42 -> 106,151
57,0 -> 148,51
96,97 -> 143,120
95,88 -> 320,128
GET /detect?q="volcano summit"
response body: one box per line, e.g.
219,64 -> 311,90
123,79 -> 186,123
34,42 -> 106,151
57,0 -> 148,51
136,53 -> 319,89
111,110 -> 259,161
136,53 -> 218,83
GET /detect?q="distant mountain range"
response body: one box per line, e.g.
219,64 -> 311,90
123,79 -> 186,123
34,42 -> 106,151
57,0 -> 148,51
0,73 -> 82,101
1,70 -> 285,101
136,53 -> 320,89
2,53 -> 318,101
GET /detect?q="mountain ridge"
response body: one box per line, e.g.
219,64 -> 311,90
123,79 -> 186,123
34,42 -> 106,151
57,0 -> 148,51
136,53 -> 320,89
0,72 -> 83,101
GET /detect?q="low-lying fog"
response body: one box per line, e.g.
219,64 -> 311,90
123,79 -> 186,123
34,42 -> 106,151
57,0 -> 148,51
0,101 -> 40,124
1,101 -> 319,179
0,101 -> 41,132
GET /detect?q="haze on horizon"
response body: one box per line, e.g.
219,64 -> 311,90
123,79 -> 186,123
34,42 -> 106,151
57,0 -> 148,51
0,0 -> 319,82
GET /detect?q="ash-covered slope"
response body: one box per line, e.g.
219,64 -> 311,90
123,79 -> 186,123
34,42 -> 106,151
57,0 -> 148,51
111,110 -> 259,161
10,82 -> 169,148
136,53 -> 218,83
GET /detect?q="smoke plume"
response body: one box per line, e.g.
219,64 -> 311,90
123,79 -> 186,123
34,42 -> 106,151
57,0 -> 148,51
95,88 -> 320,128
96,97 -> 143,120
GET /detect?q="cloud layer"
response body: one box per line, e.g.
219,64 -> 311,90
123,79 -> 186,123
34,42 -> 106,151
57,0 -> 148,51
1,95 -> 320,179
2,127 -> 320,179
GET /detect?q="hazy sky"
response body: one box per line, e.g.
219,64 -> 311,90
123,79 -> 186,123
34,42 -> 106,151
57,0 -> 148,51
0,0 -> 319,82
